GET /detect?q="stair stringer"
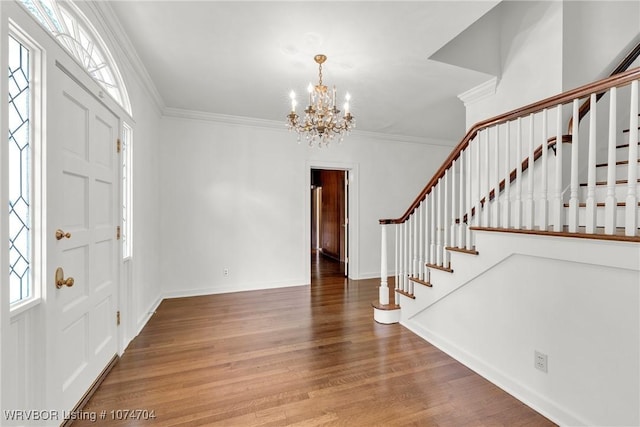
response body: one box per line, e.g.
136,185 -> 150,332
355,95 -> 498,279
400,230 -> 639,427
398,247 -> 512,322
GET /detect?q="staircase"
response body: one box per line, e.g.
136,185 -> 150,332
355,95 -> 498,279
372,68 -> 640,426
571,134 -> 640,228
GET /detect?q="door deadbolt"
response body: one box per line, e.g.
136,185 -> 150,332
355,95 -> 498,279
55,267 -> 74,289
55,229 -> 71,240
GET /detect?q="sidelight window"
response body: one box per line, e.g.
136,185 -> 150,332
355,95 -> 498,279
8,34 -> 33,304
122,123 -> 133,260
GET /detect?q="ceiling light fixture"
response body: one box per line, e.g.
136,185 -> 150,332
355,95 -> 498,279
287,54 -> 355,147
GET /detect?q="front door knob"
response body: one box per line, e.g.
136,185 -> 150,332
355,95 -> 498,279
55,267 -> 74,289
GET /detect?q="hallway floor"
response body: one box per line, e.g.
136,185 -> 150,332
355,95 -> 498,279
74,254 -> 554,426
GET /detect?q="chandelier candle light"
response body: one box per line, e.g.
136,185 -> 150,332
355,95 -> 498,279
287,54 -> 355,147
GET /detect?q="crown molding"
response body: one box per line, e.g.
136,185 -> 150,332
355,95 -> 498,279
351,129 -> 456,147
163,107 -> 456,147
457,76 -> 498,107
163,107 -> 287,130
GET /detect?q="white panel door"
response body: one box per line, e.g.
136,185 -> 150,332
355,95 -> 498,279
47,64 -> 120,413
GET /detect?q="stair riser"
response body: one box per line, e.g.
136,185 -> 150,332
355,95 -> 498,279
579,183 -> 640,201
595,163 -> 640,181
617,130 -> 639,160
617,148 -> 640,162
565,205 -> 640,228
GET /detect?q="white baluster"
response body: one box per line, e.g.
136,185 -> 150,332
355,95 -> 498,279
585,93 -> 597,233
400,221 -> 405,292
379,224 -> 389,305
394,223 -> 399,302
398,221 -> 404,292
503,123 -> 511,228
514,118 -> 523,229
493,126 -> 500,227
436,178 -> 443,266
443,170 -> 450,268
568,99 -> 580,232
407,221 -> 412,294
466,146 -> 474,249
424,193 -> 431,277
405,215 -> 413,280
553,104 -> 564,232
430,189 -> 436,264
412,212 -> 418,278
409,215 -> 414,293
405,219 -> 410,289
605,87 -> 617,234
540,109 -> 549,231
525,113 -> 535,229
626,80 -> 639,236
451,159 -> 458,250
483,129 -> 490,227
418,201 -> 424,280
458,151 -> 466,248
474,136 -> 481,231
408,213 -> 413,280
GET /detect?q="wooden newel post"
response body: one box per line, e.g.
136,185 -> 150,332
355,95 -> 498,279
379,223 -> 389,305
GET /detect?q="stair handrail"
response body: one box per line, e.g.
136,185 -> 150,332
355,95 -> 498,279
380,66 -> 640,225
567,40 -> 640,135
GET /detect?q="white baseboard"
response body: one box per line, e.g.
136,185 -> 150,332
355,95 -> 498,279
135,295 -> 163,337
401,319 -> 588,427
355,271 -> 381,280
162,280 -> 308,300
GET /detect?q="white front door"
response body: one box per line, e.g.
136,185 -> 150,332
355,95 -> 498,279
46,63 -> 120,413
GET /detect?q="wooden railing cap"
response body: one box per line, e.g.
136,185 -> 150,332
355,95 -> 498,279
379,66 -> 640,225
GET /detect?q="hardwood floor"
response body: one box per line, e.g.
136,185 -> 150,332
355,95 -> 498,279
75,253 -> 555,426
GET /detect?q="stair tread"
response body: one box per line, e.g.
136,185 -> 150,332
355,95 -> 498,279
408,276 -> 433,287
563,202 -> 640,207
445,246 -> 479,255
426,263 -> 454,273
579,179 -> 640,186
595,159 -> 639,167
394,289 -> 416,300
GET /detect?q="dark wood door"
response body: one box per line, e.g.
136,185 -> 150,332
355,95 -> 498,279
312,169 -> 346,263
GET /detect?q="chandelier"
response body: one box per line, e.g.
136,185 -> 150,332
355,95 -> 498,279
287,54 -> 355,147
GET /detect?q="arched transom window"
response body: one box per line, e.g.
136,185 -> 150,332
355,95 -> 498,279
19,0 -> 132,115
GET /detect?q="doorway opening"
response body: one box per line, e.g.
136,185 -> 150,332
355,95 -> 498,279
311,169 -> 349,279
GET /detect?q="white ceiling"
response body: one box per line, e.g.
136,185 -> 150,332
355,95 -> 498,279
109,1 -> 500,142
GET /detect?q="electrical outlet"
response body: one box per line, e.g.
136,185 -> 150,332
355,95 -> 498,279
223,268 -> 229,277
534,350 -> 548,373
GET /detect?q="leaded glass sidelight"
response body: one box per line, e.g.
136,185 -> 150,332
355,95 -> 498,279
8,35 -> 32,304
122,123 -> 133,260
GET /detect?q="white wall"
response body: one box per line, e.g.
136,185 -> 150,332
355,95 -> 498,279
563,1 -> 640,91
158,117 -> 454,297
404,231 -> 640,426
464,1 -> 640,130
465,1 -> 564,128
